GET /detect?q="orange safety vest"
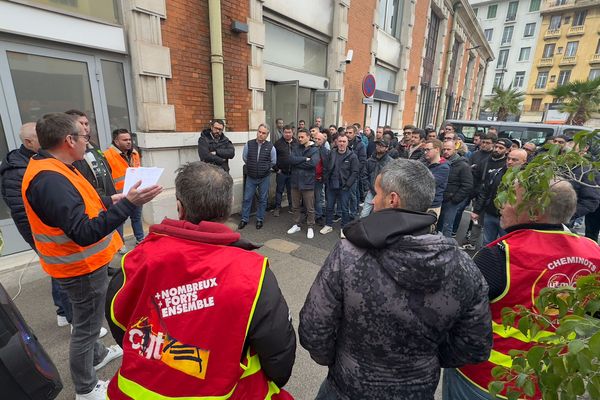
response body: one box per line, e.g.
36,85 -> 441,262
104,145 -> 141,193
458,229 -> 600,399
21,157 -> 123,278
107,230 -> 293,400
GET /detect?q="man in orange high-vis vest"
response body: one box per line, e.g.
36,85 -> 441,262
105,161 -> 296,400
444,180 -> 600,400
22,113 -> 162,400
104,129 -> 144,249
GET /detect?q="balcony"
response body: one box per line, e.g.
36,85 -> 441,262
590,54 -> 600,65
538,57 -> 554,67
559,56 -> 577,66
541,0 -> 597,12
544,29 -> 561,39
567,25 -> 585,36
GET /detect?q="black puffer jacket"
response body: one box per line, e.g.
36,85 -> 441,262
289,142 -> 319,190
443,154 -> 473,204
299,209 -> 492,400
197,129 -> 235,172
0,145 -> 35,248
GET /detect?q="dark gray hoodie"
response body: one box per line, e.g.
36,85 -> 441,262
299,208 -> 492,399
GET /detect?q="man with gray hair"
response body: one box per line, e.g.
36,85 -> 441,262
300,158 -> 492,400
105,161 -> 296,399
447,180 -> 600,399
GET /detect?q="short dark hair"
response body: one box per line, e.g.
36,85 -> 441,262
473,132 -> 482,138
353,122 -> 361,129
298,128 -> 309,135
275,118 -> 284,123
175,162 -> 233,223
212,119 -> 225,127
36,113 -> 80,150
346,125 -> 358,134
298,120 -> 306,124
64,109 -> 87,118
412,128 -> 426,140
283,124 -> 294,131
329,124 -> 337,129
112,128 -> 130,141
480,133 -> 494,142
403,124 -> 416,131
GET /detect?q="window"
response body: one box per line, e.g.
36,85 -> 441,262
264,22 -> 328,76
535,71 -> 548,88
554,0 -> 567,4
494,72 -> 505,88
484,29 -> 493,41
565,41 -> 578,57
524,23 -> 536,37
506,1 -> 519,21
101,61 -> 131,132
378,0 -> 401,37
423,12 -> 441,84
573,10 -> 587,26
529,0 -> 541,12
502,26 -> 514,44
487,4 -> 498,18
597,39 -> 600,54
549,15 -> 562,30
514,71 -> 526,87
542,43 -> 556,58
375,64 -> 397,92
589,69 -> 600,80
558,70 -> 571,86
519,47 -> 531,61
24,0 -> 120,24
474,8 -> 478,16
531,98 -> 542,111
497,49 -> 509,68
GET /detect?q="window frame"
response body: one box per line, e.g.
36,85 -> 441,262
484,28 -> 493,41
542,43 -> 556,58
565,41 -> 578,57
487,4 -> 498,19
572,10 -> 587,26
529,0 -> 541,12
524,23 -> 536,37
506,1 -> 519,21
501,26 -> 514,45
494,72 -> 505,88
549,15 -> 562,30
514,71 -> 525,88
558,70 -> 571,86
497,49 -> 510,68
535,71 -> 548,89
518,47 -> 531,61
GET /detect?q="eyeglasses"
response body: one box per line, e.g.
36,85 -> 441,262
71,134 -> 91,143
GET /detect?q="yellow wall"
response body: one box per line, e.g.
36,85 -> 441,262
524,1 -> 600,114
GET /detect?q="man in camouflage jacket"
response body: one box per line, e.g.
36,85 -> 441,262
299,158 -> 492,400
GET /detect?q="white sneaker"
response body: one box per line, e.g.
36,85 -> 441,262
307,228 -> 314,239
340,230 -> 346,239
57,315 -> 69,327
94,345 -> 123,371
75,380 -> 109,400
99,326 -> 108,338
287,224 -> 301,234
320,225 -> 333,235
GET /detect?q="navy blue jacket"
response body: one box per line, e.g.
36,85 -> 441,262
290,143 -> 319,191
428,161 -> 450,208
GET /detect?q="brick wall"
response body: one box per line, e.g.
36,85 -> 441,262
343,0 -> 376,127
161,0 -> 251,132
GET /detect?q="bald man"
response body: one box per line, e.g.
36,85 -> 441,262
0,122 -> 73,327
472,149 -> 528,245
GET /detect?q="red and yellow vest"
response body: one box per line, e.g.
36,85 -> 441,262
459,229 -> 600,399
104,145 -> 141,193
21,157 -> 123,278
108,232 -> 293,400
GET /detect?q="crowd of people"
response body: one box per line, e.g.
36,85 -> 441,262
1,112 -> 600,400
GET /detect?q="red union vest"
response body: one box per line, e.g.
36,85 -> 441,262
459,229 -> 600,399
21,157 -> 122,278
107,231 -> 293,400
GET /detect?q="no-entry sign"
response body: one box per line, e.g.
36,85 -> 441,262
362,74 -> 376,98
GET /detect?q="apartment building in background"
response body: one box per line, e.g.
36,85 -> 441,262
522,0 -> 600,124
470,0 -> 543,120
0,0 -> 491,258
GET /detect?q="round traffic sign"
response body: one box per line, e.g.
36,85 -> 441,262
362,74 -> 376,98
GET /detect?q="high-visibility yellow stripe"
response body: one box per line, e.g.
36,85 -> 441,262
33,233 -> 71,244
240,352 -> 262,379
265,381 -> 281,399
492,240 -> 511,303
532,229 -> 578,237
489,349 -> 512,368
117,372 -> 237,400
111,252 -> 129,332
245,258 -> 267,338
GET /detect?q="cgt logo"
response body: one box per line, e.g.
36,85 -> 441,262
547,269 -> 591,288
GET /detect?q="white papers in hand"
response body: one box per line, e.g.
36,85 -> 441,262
122,167 -> 164,195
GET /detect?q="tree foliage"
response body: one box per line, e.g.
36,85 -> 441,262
483,86 -> 525,122
548,77 -> 600,126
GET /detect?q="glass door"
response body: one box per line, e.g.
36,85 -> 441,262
313,89 -> 340,128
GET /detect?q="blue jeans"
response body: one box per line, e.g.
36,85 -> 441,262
315,379 -> 341,400
326,187 -> 351,227
439,199 -> 468,237
483,212 -> 505,245
360,190 -> 375,218
348,181 -> 360,219
51,277 -> 73,322
315,181 -> 325,219
275,172 -> 292,209
117,206 -> 145,243
241,175 -> 270,222
442,368 -> 492,400
57,266 -> 109,394
452,199 -> 470,235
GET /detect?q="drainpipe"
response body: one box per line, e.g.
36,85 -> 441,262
436,1 -> 461,125
208,0 -> 226,121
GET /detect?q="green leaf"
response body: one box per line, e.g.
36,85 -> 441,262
569,376 -> 585,396
550,357 -> 567,377
526,346 -> 545,371
589,330 -> 600,357
576,350 -> 593,373
491,365 -> 507,379
488,381 -> 504,397
541,372 -> 563,391
587,380 -> 600,399
506,388 -> 522,400
518,316 -> 531,337
567,339 -> 585,355
524,379 -> 536,397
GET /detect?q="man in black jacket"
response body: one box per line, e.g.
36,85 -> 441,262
273,125 -> 297,216
0,122 -> 73,328
472,148 -> 527,245
300,159 -> 491,400
346,125 -> 367,218
197,119 -> 235,173
400,128 -> 426,160
360,138 -> 392,218
439,140 -> 473,237
320,134 -> 359,238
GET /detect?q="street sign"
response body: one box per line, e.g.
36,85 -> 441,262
362,74 -> 376,98
362,97 -> 374,105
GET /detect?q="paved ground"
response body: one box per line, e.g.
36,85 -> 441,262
0,207 -> 444,399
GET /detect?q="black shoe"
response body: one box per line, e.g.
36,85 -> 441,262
333,215 -> 341,223
238,221 -> 247,230
256,221 -> 263,229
